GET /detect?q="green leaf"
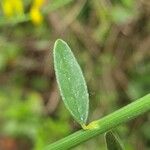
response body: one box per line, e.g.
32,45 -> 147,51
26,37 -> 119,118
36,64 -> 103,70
105,131 -> 124,150
53,39 -> 89,125
44,0 -> 74,13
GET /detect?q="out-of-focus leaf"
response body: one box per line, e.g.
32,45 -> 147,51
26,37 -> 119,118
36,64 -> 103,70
53,39 -> 89,125
44,0 -> 74,13
121,0 -> 134,8
105,131 -> 124,150
111,6 -> 133,24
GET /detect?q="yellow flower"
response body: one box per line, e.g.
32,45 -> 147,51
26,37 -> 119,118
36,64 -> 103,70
33,0 -> 45,7
30,6 -> 43,25
2,0 -> 13,17
2,0 -> 45,25
1,0 -> 24,18
13,0 -> 24,15
30,0 -> 45,25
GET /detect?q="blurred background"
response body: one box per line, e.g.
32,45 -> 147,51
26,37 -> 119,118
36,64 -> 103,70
0,0 -> 150,150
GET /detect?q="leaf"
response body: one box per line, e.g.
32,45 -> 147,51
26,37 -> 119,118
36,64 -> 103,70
53,39 -> 89,125
105,131 -> 124,150
111,6 -> 133,24
44,0 -> 73,13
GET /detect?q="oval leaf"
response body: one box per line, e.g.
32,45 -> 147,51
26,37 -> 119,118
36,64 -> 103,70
53,39 -> 89,125
105,131 -> 124,150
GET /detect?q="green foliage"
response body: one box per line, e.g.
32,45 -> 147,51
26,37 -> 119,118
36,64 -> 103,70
0,88 -> 70,150
128,62 -> 150,99
111,6 -> 134,23
0,39 -> 22,71
0,0 -> 149,149
54,39 -> 89,126
45,92 -> 150,150
44,40 -> 150,150
105,131 -> 124,150
0,0 -> 74,25
44,0 -> 74,13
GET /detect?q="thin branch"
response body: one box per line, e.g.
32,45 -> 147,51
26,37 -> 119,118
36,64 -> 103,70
45,93 -> 150,150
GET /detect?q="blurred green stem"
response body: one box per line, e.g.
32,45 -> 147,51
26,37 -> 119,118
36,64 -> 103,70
45,94 -> 150,150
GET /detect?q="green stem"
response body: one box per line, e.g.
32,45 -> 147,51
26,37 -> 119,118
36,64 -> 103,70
45,94 -> 150,150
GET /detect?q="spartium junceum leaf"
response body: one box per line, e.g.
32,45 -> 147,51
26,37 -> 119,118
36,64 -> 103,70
53,39 -> 89,126
105,131 -> 124,150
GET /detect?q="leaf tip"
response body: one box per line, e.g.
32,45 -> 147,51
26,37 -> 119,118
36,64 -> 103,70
105,131 -> 124,150
54,39 -> 67,56
54,39 -> 65,47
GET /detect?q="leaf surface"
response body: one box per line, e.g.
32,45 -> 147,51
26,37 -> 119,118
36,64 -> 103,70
53,39 -> 89,125
105,131 -> 124,150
